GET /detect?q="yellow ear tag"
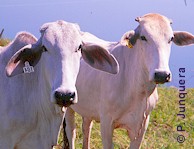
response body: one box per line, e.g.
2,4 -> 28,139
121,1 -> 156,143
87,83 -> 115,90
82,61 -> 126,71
126,39 -> 133,48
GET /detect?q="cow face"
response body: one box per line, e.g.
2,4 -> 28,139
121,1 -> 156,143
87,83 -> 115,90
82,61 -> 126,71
135,14 -> 173,84
40,22 -> 83,107
121,13 -> 194,84
6,21 -> 119,107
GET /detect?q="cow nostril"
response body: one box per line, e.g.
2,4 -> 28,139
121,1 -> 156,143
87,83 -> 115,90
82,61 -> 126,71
69,92 -> 75,101
54,91 -> 62,99
166,73 -> 171,82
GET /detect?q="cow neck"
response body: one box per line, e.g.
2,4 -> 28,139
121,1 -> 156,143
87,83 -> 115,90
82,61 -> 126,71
113,44 -> 156,97
116,44 -> 157,139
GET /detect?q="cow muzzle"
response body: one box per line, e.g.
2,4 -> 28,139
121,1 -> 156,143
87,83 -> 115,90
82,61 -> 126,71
54,91 -> 76,107
154,70 -> 171,84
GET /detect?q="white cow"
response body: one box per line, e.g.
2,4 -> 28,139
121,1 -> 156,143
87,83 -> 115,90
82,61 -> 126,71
65,13 -> 194,149
0,20 -> 119,149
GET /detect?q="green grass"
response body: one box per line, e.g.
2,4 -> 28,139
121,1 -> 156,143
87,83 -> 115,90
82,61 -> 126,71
0,38 -> 10,47
59,88 -> 194,149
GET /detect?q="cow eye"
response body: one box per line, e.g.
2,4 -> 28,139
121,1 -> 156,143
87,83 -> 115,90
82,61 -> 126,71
140,36 -> 147,41
168,36 -> 174,43
76,44 -> 82,52
42,46 -> 48,52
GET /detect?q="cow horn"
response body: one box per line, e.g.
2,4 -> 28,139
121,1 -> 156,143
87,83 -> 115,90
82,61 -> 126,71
135,17 -> 141,22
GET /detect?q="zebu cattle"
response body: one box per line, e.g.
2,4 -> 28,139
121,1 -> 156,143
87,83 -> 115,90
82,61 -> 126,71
0,20 -> 118,149
65,13 -> 194,149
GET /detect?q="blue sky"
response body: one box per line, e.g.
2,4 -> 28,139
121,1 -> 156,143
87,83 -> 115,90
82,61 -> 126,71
0,0 -> 194,87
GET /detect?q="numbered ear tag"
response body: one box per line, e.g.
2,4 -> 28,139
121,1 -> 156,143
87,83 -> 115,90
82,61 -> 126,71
23,61 -> 34,74
126,39 -> 133,48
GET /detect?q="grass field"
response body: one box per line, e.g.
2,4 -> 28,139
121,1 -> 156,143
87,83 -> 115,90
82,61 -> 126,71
59,87 -> 194,149
0,38 -> 10,47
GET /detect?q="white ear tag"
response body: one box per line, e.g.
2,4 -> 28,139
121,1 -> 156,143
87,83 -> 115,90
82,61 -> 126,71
23,61 -> 34,73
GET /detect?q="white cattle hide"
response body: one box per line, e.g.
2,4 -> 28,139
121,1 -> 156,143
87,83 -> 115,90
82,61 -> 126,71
65,13 -> 194,149
0,20 -> 119,149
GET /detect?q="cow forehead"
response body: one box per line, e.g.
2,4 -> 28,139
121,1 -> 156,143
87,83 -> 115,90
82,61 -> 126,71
141,13 -> 170,24
41,20 -> 81,48
139,13 -> 172,36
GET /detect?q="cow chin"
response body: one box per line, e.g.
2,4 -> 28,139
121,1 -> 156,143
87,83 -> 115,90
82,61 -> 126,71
51,89 -> 78,107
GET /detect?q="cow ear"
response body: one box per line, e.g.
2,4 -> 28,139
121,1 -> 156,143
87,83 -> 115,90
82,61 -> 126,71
173,31 -> 194,46
120,30 -> 139,48
81,43 -> 119,74
6,44 -> 43,77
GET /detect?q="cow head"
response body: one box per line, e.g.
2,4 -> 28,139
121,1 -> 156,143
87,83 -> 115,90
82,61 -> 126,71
121,13 -> 194,84
6,20 -> 119,107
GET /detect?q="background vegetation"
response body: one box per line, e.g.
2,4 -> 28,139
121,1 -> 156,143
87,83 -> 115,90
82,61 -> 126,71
59,87 -> 194,149
0,37 -> 10,47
